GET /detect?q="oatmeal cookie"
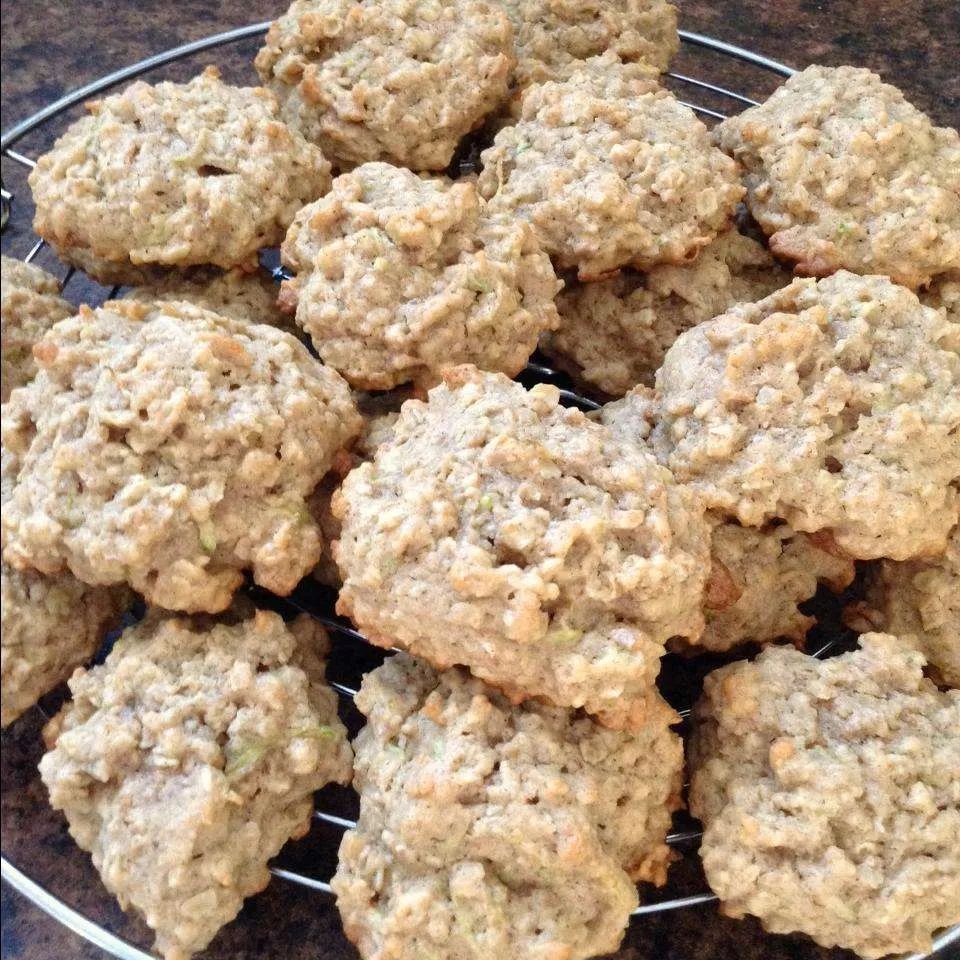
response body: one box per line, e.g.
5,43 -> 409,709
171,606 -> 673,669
598,382 -> 658,445
1,256 -> 73,401
601,396 -> 856,651
255,0 -> 513,170
543,230 -> 790,396
120,266 -> 293,331
698,523 -> 854,652
923,275 -> 960,322
647,272 -> 960,561
1,565 -> 130,727
311,407 -> 401,588
29,67 -> 331,284
1,299 -> 361,613
332,653 -> 683,960
715,65 -> 960,288
333,366 -> 711,728
281,163 -> 560,389
502,0 -> 678,93
854,525 -> 959,688
477,55 -> 743,278
39,610 -> 352,960
689,634 -> 960,959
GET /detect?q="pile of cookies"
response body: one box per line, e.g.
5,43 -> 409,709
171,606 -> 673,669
1,2 -> 958,959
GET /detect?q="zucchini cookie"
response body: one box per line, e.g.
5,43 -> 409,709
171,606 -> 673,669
689,634 -> 960,959
697,523 -> 854,652
311,407 -> 401,588
478,55 -> 743,278
600,391 -> 856,651
255,0 -> 513,170
646,272 -> 960,561
280,163 -> 560,389
1,256 -> 73,401
854,525 -> 959,688
120,267 -> 292,331
1,299 -> 361,613
332,653 -> 683,960
1,562 -> 130,727
29,67 -> 331,284
715,65 -> 960,288
542,229 -> 790,396
333,365 -> 711,728
923,274 -> 960,321
502,0 -> 678,93
39,610 -> 353,960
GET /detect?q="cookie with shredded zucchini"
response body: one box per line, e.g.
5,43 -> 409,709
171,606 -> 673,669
502,0 -> 678,93
543,229 -> 790,396
644,272 -> 960,561
333,365 -> 711,728
255,0 -> 513,170
281,162 -> 560,390
1,299 -> 361,613
332,653 -> 683,960
715,65 -> 960,288
478,54 -> 743,279
689,634 -> 960,959
39,609 -> 352,960
29,67 -> 330,284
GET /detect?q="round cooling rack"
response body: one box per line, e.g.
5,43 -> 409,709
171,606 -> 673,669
2,21 -> 959,960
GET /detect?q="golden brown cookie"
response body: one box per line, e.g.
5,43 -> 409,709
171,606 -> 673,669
689,635 -> 960,959
478,55 -> 743,278
647,273 -> 960,561
332,653 -> 683,960
40,610 -> 352,960
2,300 -> 361,612
333,366 -> 711,727
716,65 -> 960,288
281,163 -> 559,389
255,0 -> 513,170
29,68 -> 330,283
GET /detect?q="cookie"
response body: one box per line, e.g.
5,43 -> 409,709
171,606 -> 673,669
1,256 -> 73,401
255,0 -> 513,170
715,65 -> 960,288
646,272 -> 960,560
333,365 -> 711,728
29,67 -> 330,284
39,610 -> 352,960
1,299 -> 361,613
310,405 -> 401,588
855,525 -> 959,687
0,564 -> 130,727
502,0 -> 678,93
923,274 -> 960,321
331,653 -> 683,960
121,266 -> 293,332
689,635 -> 960,959
478,54 -> 743,278
281,163 -> 560,389
698,523 -> 854,652
543,230 -> 790,396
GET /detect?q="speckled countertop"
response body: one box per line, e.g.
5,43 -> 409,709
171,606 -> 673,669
1,2 -> 958,959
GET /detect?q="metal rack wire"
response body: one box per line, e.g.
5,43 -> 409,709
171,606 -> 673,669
2,21 -> 958,960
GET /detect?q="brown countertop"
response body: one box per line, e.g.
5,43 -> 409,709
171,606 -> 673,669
1,2 -> 958,959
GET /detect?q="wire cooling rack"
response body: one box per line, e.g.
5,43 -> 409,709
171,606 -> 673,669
2,20 -> 959,960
